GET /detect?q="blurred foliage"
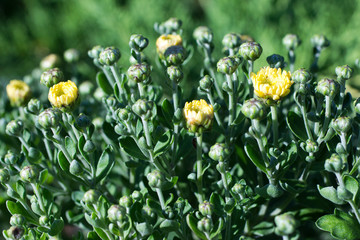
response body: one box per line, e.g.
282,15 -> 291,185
0,0 -> 359,83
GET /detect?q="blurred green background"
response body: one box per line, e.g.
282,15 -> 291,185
0,0 -> 359,85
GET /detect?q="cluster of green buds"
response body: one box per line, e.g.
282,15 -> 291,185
222,33 -> 242,55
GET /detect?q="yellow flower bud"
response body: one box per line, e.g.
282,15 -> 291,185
251,67 -> 293,101
48,80 -> 79,111
183,99 -> 214,133
6,80 -> 31,107
156,34 -> 182,59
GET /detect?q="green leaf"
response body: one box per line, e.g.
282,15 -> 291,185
65,136 -> 77,159
224,198 -> 236,214
23,129 -> 31,143
95,147 -> 115,183
210,192 -> 225,217
317,185 -> 345,205
102,122 -> 119,142
96,72 -> 113,95
279,179 -> 306,194
135,222 -> 153,237
252,221 -> 274,236
316,209 -> 360,240
58,151 -> 70,172
15,181 -> 26,199
161,99 -> 174,125
344,175 -> 360,202
94,227 -> 110,240
48,219 -> 64,236
77,135 -> 89,163
38,169 -> 48,185
6,200 -> 36,224
232,103 -> 245,125
244,140 -> 267,174
154,130 -> 172,158
286,111 -> 308,141
210,218 -> 224,239
186,214 -> 207,240
87,231 -> 102,240
160,219 -> 180,232
161,176 -> 178,191
119,137 -> 148,160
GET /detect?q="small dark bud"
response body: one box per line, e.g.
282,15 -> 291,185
75,113 -> 92,130
266,54 -> 285,69
193,26 -> 213,44
26,98 -> 42,115
164,46 -> 186,66
222,33 -> 242,50
324,154 -> 343,172
311,34 -> 330,49
199,200 -> 213,216
199,75 -> 213,91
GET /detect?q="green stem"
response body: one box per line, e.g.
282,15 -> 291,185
248,60 -> 254,85
318,95 -> 332,143
138,83 -> 145,98
102,66 -> 116,87
289,50 -> 295,73
156,188 -> 166,209
6,184 -> 38,220
110,65 -> 124,97
42,130 -> 53,162
207,92 -> 225,132
299,153 -> 313,181
301,96 -> 314,141
226,74 -> 235,127
31,183 -> 47,216
204,48 -> 223,99
18,137 -> 30,151
270,105 -> 279,147
340,132 -> 347,152
337,82 -> 346,113
196,133 -> 204,204
252,120 -> 269,167
171,82 -> 180,166
283,235 -> 290,240
220,169 -> 231,240
141,118 -> 153,148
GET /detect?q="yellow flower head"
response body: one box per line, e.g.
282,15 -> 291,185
156,34 -> 183,58
48,80 -> 79,111
183,99 -> 214,134
6,80 -> 31,107
251,67 -> 293,101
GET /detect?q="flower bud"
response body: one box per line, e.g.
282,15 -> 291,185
316,78 -> 339,98
199,75 -> 213,91
209,143 -> 230,162
147,170 -> 164,189
167,66 -> 183,83
164,46 -> 186,66
132,99 -> 154,120
0,169 -> 10,183
119,196 -> 133,208
311,34 -> 330,49
332,116 -> 352,133
217,56 -> 241,75
64,48 -> 80,63
127,63 -> 151,83
354,98 -> 360,115
40,68 -> 64,88
20,165 -> 38,182
10,214 -> 25,226
199,201 -> 213,217
197,217 -> 213,233
239,42 -> 263,61
163,206 -> 175,219
337,186 -> 353,201
163,18 -> 182,33
142,205 -> 156,223
335,65 -> 353,81
26,98 -> 42,115
105,96 -> 117,108
336,143 -> 346,155
40,54 -> 61,70
84,140 -> 96,153
75,113 -> 92,130
39,215 -> 49,226
292,68 -> 312,84
282,34 -> 301,51
6,80 -> 31,107
156,34 -> 183,59
4,150 -> 19,165
131,190 -> 142,201
266,54 -> 285,69
193,26 -> 213,44
83,189 -> 100,204
222,33 -> 242,50
232,183 -> 245,196
324,154 -> 343,172
183,99 -> 214,134
241,98 -> 267,120
99,47 -> 121,66
300,139 -> 318,153
38,108 -> 62,129
239,34 -> 254,43
6,226 -> 25,240
116,108 -> 131,122
129,34 -> 149,52
88,45 -> 104,59
70,160 -> 83,175
6,120 -> 24,136
274,213 -> 298,236
108,204 -> 126,222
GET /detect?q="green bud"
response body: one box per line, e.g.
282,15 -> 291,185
142,205 -> 156,223
337,186 -> 353,201
167,65 -> 183,83
336,142 -> 347,155
241,98 -> 267,120
6,120 -> 23,136
131,190 -> 142,201
197,217 -> 213,233
83,189 -> 100,204
105,96 -> 117,108
311,34 -> 330,49
216,162 -> 226,174
199,75 -> 213,91
127,63 -> 151,83
116,108 -> 131,122
10,214 -> 26,226
282,34 -> 301,51
209,143 -> 230,162
324,154 -> 343,172
26,98 -> 42,115
119,196 -> 133,208
79,81 -> 95,96
108,204 -> 126,222
163,18 -> 182,33
99,47 -> 121,66
147,169 -> 164,189
40,54 -> 61,70
88,45 -> 104,59
129,34 -> 149,52
217,56 -> 241,75
38,108 -> 62,129
316,78 -> 339,98
266,54 -> 285,69
239,42 -> 263,61
199,200 -> 213,216
292,68 -> 312,84
232,183 -> 245,196
4,150 -> 19,165
222,33 -> 242,50
7,226 -> 25,240
193,26 -> 213,44
75,113 -> 92,130
20,165 -> 38,182
332,116 -> 352,133
164,46 -> 186,66
39,215 -> 49,226
335,65 -> 353,81
64,48 -> 80,63
70,160 -> 83,175
0,169 -> 10,183
274,213 -> 298,236
132,99 -> 154,120
257,184 -> 284,198
83,140 -> 96,153
300,139 -> 318,153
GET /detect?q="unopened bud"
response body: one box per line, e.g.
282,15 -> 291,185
88,45 -> 104,59
266,54 -> 285,69
316,78 -> 339,98
282,34 -> 301,51
20,165 -> 38,182
193,26 -> 213,44
292,68 -> 312,84
197,217 -> 213,233
108,205 -> 126,222
4,150 -> 19,165
83,189 -> 100,204
127,63 -> 151,83
131,190 -> 142,201
217,56 -> 241,75
209,143 -> 230,162
163,18 -> 182,33
132,99 -> 154,120
335,65 -> 353,81
40,68 -> 64,88
10,214 -> 25,226
164,46 -> 186,66
199,201 -> 213,216
116,108 -> 131,122
300,139 -> 318,153
222,33 -> 242,50
119,196 -> 133,208
99,47 -> 121,66
147,170 -> 164,189
241,98 -> 267,120
75,113 -> 92,130
64,48 -> 80,63
0,169 -> 10,183
311,34 -> 330,49
40,54 -> 61,70
6,120 -> 23,136
324,154 -> 343,172
167,66 -> 183,83
7,226 -> 25,240
199,75 -> 213,91
129,34 -> 149,52
38,108 -> 62,129
79,81 -> 95,96
39,215 -> 49,226
239,42 -> 263,61
274,213 -> 298,236
26,98 -> 42,115
332,116 -> 352,133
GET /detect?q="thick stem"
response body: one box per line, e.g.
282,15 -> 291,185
226,74 -> 235,127
289,50 -> 295,73
18,137 -> 30,151
156,188 -> 166,209
110,65 -> 124,96
196,133 -> 204,203
102,66 -> 116,87
270,105 -> 279,147
318,96 -> 332,143
171,82 -> 180,166
300,96 -> 314,141
42,130 -> 53,162
138,83 -> 145,98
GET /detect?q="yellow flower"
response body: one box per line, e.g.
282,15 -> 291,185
251,67 -> 293,101
183,99 -> 214,133
6,80 -> 31,107
48,80 -> 79,111
156,34 -> 183,58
